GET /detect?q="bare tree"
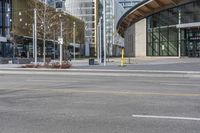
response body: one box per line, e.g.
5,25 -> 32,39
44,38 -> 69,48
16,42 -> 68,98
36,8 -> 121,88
12,0 -> 85,61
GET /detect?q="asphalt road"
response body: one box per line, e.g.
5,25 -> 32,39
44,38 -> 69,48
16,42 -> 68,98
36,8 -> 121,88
0,71 -> 200,133
74,62 -> 200,71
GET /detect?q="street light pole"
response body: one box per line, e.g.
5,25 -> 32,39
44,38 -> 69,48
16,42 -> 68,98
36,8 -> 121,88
112,0 -> 115,57
99,17 -> 102,64
103,0 -> 106,66
54,29 -> 56,62
97,22 -> 100,63
178,9 -> 181,58
60,21 -> 63,65
34,8 -> 37,65
43,0 -> 47,64
32,24 -> 35,58
73,21 -> 76,61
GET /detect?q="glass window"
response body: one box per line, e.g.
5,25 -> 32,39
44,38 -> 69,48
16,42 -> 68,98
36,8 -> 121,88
147,42 -> 152,56
152,42 -> 159,56
0,1 -> 2,26
181,3 -> 192,23
168,27 -> 178,42
152,13 -> 159,27
168,8 -> 178,25
147,29 -> 152,43
0,28 -> 2,36
147,16 -> 152,28
160,41 -> 168,56
169,41 -> 178,56
146,0 -> 200,57
152,28 -> 159,43
159,11 -> 169,26
160,27 -> 168,42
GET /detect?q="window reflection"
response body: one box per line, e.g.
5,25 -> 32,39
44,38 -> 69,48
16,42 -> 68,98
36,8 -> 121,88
0,0 -> 12,57
147,0 -> 200,57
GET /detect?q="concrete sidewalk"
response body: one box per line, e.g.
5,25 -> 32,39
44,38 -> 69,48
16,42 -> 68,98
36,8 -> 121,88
0,57 -> 200,72
0,64 -> 22,68
70,57 -> 200,72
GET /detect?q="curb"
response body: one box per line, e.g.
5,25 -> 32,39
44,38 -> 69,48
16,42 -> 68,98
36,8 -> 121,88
0,69 -> 200,78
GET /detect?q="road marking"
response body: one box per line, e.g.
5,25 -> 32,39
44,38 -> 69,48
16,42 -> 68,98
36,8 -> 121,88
31,89 -> 200,97
132,114 -> 200,121
124,79 -> 200,87
160,83 -> 200,87
26,79 -> 78,83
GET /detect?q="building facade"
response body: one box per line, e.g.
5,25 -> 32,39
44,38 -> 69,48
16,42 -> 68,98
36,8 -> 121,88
118,0 -> 142,10
0,0 -> 12,57
103,0 -> 114,56
117,0 -> 200,58
46,0 -> 67,12
0,0 -> 84,59
113,0 -> 126,55
65,0 -> 99,56
99,0 -> 125,57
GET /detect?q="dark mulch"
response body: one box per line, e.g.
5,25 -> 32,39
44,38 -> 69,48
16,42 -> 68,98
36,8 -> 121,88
21,63 -> 72,69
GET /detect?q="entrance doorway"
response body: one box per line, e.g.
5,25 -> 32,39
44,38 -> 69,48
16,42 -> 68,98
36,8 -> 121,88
185,29 -> 200,57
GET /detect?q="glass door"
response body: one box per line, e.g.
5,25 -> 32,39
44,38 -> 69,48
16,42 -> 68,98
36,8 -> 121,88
195,41 -> 200,57
186,29 -> 200,57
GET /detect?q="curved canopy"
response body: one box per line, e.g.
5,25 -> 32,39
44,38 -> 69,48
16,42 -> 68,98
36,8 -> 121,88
117,0 -> 185,37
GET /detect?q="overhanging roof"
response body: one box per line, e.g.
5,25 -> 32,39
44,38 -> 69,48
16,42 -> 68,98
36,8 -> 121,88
117,0 -> 186,37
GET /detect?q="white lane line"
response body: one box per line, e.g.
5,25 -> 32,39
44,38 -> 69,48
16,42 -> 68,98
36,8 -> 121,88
26,79 -> 78,83
132,114 -> 200,121
160,83 -> 200,87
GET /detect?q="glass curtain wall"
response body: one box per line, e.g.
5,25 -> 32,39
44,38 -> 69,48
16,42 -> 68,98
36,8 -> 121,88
65,0 -> 96,56
0,0 -> 12,57
147,0 -> 200,57
118,0 -> 142,11
105,0 -> 114,56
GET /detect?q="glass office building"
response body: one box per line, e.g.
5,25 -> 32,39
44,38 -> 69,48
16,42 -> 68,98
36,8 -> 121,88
147,0 -> 200,57
99,0 -> 125,56
104,0 -> 114,56
118,0 -> 142,10
117,0 -> 200,58
65,0 -> 99,56
0,0 -> 84,59
0,0 -> 12,57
